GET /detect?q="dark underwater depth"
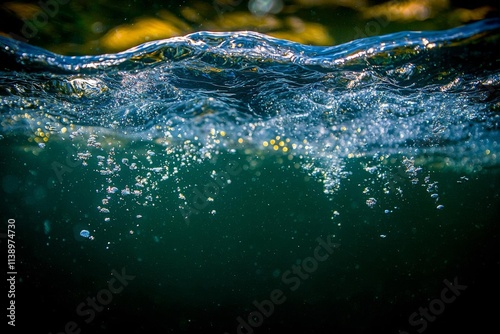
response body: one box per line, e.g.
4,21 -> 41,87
1,18 -> 499,334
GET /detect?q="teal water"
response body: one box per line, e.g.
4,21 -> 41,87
1,19 -> 499,334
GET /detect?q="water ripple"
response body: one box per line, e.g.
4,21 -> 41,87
1,19 -> 499,194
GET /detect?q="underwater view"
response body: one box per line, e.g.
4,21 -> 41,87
1,1 -> 499,333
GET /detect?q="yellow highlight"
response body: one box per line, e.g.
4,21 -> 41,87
279,141 -> 285,147
61,127 -> 67,134
263,141 -> 269,147
269,17 -> 334,45
454,6 -> 494,23
215,12 -> 282,31
100,11 -> 191,52
238,138 -> 244,144
180,7 -> 202,23
485,149 -> 491,155
273,145 -> 279,151
362,0 -> 451,22
270,139 -> 276,145
3,2 -> 40,20
282,147 -> 289,153
220,131 -> 226,137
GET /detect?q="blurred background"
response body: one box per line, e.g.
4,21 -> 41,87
0,0 -> 498,55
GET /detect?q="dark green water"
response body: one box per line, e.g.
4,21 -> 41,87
1,19 -> 500,334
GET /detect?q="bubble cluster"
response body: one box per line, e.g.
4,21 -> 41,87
1,21 -> 499,242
